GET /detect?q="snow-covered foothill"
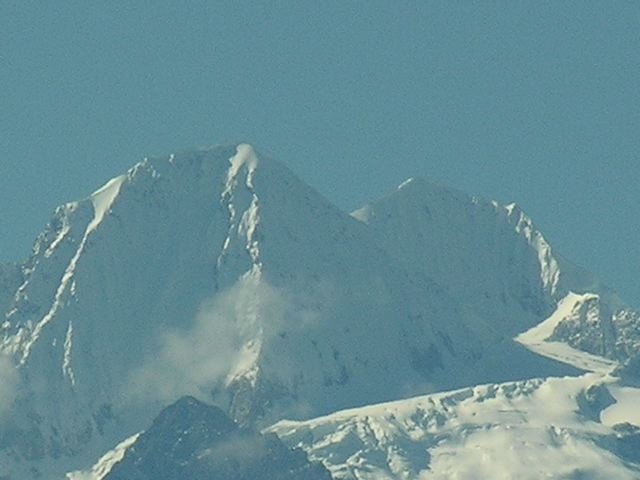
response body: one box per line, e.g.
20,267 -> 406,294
268,374 -> 640,479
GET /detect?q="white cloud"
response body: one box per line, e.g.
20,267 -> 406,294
0,353 -> 19,421
124,274 -> 298,407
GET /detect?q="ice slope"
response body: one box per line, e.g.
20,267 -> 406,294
353,177 -> 640,367
353,178 -> 582,335
269,373 -> 640,480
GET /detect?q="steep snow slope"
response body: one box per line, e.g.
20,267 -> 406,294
1,147 -> 244,477
353,177 -> 640,367
269,372 -> 640,480
353,178 -> 583,334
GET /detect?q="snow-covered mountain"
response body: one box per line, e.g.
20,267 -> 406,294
1,143 -> 638,479
352,177 -> 633,349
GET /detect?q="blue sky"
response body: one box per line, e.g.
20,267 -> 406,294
1,1 -> 638,305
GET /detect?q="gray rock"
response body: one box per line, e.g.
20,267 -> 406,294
105,396 -> 332,480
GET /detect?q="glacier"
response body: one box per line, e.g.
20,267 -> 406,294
269,372 -> 640,479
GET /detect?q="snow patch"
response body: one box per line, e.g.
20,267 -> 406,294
239,195 -> 262,266
397,178 -> 415,190
88,175 -> 126,235
350,204 -> 373,223
66,432 -> 141,480
63,320 -> 76,387
44,220 -> 70,258
221,143 -> 259,198
218,144 -> 263,271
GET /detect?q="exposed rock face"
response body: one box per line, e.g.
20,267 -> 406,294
549,294 -> 640,361
104,396 -> 331,480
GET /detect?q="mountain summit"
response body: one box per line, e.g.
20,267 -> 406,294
100,395 -> 331,480
1,143 -> 638,479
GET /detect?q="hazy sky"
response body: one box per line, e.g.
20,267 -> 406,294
1,2 -> 638,305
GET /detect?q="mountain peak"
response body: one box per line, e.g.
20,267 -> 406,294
96,395 -> 331,480
229,143 -> 259,172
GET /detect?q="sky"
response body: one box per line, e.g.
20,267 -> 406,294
1,1 -> 638,306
